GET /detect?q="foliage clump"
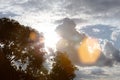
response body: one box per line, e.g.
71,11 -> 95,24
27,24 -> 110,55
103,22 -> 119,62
0,18 -> 76,80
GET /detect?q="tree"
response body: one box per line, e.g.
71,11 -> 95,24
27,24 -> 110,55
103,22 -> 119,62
0,18 -> 47,80
0,18 -> 76,80
49,51 -> 76,80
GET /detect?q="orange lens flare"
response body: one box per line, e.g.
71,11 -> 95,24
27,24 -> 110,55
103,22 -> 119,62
78,37 -> 101,64
29,32 -> 37,41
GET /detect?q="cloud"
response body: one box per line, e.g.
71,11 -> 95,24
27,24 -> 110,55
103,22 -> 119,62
79,24 -> 120,49
79,24 -> 120,65
103,41 -> 120,62
80,24 -> 113,40
71,18 -> 88,24
55,18 -> 86,64
55,18 -> 120,66
64,0 -> 120,15
0,0 -> 120,52
65,0 -> 120,25
55,17 -> 87,25
111,30 -> 120,41
0,12 -> 19,18
1,0 -> 120,27
58,0 -> 120,26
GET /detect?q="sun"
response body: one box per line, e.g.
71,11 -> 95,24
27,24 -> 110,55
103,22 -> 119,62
36,22 -> 60,51
44,29 -> 60,50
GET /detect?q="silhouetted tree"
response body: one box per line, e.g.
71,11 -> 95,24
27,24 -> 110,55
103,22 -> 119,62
0,18 -> 47,80
0,18 -> 76,80
49,51 -> 76,80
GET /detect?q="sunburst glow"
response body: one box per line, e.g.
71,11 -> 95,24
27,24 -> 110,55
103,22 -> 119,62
37,22 -> 60,51
44,30 -> 60,50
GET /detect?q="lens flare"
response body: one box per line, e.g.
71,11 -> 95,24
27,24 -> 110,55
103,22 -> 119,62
78,37 -> 101,64
29,32 -> 37,41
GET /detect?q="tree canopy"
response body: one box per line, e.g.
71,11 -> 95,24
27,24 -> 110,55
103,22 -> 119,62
0,18 -> 76,80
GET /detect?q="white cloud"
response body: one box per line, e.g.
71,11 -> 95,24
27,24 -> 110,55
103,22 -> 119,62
111,30 -> 120,41
1,0 -> 120,27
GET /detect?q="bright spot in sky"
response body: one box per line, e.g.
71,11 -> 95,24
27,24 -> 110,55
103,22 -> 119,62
37,22 -> 60,50
44,30 -> 60,50
78,37 -> 101,64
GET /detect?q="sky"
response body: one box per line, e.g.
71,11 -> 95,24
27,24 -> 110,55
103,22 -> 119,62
0,0 -> 120,56
0,0 -> 120,50
1,1 -> 120,79
0,0 -> 120,27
